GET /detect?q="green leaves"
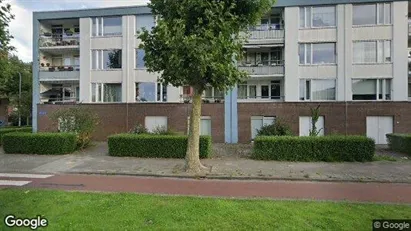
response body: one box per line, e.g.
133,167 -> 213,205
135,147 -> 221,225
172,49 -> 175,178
139,0 -> 275,92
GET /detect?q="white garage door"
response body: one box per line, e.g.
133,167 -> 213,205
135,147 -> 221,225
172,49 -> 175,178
251,116 -> 275,140
366,116 -> 393,144
299,116 -> 325,137
187,116 -> 212,136
145,116 -> 168,133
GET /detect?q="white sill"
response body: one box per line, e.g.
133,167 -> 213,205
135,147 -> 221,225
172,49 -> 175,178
352,24 -> 392,28
134,68 -> 148,70
91,69 -> 122,72
299,26 -> 337,30
353,62 -> 392,65
299,64 -> 337,66
91,35 -> 122,38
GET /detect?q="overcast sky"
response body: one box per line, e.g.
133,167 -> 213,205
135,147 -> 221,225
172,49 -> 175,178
8,0 -> 150,62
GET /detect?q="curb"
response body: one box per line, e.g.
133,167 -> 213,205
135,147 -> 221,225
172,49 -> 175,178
63,171 -> 411,185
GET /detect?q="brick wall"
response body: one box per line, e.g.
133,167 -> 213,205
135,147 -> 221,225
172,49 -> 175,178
238,102 -> 411,143
37,103 -> 225,143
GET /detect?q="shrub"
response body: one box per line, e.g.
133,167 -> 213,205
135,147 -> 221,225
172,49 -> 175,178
386,134 -> 411,155
257,119 -> 293,137
252,136 -> 375,162
129,124 -> 148,135
108,134 -> 212,159
0,127 -> 32,145
3,132 -> 77,155
151,125 -> 182,136
50,106 -> 99,149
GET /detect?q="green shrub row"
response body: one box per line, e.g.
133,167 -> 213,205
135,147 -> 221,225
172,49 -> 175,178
108,134 -> 212,159
252,136 -> 375,162
0,127 -> 32,145
2,132 -> 77,155
386,134 -> 411,155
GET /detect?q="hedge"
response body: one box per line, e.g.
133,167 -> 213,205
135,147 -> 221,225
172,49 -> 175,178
0,127 -> 32,145
108,134 -> 212,159
386,134 -> 411,155
252,136 -> 375,162
2,132 -> 77,155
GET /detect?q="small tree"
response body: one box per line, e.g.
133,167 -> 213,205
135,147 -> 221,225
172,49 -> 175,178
309,105 -> 322,137
51,106 -> 99,149
139,0 -> 275,173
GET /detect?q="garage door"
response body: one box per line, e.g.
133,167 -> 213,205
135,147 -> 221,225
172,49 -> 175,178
366,116 -> 393,145
299,116 -> 325,137
145,116 -> 168,133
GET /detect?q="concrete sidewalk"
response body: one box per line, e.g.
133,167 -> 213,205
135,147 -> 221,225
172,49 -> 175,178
1,143 -> 411,183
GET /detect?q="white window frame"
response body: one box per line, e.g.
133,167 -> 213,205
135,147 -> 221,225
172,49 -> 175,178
203,87 -> 225,101
135,82 -> 167,103
157,83 -> 168,102
300,6 -> 336,29
353,40 -> 391,64
135,15 -> 157,35
352,3 -> 391,27
238,81 -> 283,100
299,43 -> 337,65
91,50 -> 122,70
92,16 -> 123,37
300,79 -> 336,102
91,83 -> 122,103
352,78 -> 392,101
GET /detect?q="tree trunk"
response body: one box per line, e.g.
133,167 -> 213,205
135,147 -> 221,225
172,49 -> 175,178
185,90 -> 207,174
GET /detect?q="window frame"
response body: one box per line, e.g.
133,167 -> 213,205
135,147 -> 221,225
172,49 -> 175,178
91,49 -> 122,70
300,6 -> 336,29
353,40 -> 392,64
91,83 -> 122,103
299,43 -> 337,65
299,79 -> 337,102
352,3 -> 392,27
91,16 -> 123,37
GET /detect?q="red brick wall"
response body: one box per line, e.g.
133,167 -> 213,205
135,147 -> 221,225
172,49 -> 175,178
238,102 -> 411,143
37,103 -> 225,143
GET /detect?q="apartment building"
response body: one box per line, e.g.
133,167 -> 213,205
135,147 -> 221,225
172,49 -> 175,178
33,0 -> 411,144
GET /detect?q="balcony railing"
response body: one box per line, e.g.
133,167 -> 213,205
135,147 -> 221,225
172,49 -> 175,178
238,95 -> 285,101
39,33 -> 80,47
40,65 -> 80,72
248,24 -> 284,41
238,61 -> 284,76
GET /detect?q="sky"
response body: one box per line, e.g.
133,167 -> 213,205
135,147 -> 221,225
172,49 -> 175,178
8,0 -> 150,62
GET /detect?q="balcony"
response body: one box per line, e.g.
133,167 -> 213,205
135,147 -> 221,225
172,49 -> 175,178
239,62 -> 284,77
39,65 -> 80,81
247,25 -> 284,44
39,34 -> 80,49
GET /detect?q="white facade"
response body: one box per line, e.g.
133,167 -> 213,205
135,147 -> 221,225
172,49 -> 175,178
34,1 -> 410,106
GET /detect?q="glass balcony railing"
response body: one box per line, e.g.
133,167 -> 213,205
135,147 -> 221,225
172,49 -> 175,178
39,33 -> 80,47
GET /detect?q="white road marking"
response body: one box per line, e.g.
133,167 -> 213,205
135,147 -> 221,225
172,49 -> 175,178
0,173 -> 53,179
0,180 -> 31,186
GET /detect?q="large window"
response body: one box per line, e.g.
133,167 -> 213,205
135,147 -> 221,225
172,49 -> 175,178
91,83 -> 122,103
204,87 -> 224,101
352,79 -> 391,101
136,15 -> 156,33
238,81 -> 282,100
353,41 -> 391,64
299,43 -> 336,65
92,17 -> 122,37
300,6 -> 336,28
300,79 -> 336,101
92,50 -> 122,70
353,3 -> 391,26
135,82 -> 156,102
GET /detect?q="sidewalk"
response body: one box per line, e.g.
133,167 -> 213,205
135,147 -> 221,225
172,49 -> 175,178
1,142 -> 411,183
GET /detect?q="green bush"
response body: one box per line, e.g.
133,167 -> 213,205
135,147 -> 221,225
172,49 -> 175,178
257,119 -> 293,137
108,134 -> 212,159
252,136 -> 375,162
129,124 -> 148,135
0,127 -> 32,145
2,132 -> 77,155
386,134 -> 411,155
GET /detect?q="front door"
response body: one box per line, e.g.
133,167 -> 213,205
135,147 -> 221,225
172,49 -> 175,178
271,81 -> 281,100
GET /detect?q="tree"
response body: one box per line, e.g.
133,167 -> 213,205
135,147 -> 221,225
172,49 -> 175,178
139,0 -> 275,173
309,105 -> 322,137
0,0 -> 14,53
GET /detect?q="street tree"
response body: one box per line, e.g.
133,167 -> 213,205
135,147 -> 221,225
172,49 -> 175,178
139,0 -> 275,173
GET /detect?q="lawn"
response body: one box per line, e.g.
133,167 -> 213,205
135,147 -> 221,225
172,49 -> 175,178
0,189 -> 410,231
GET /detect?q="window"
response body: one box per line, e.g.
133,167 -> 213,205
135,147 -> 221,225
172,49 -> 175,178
300,116 -> 325,137
300,6 -> 336,28
299,43 -> 336,65
136,15 -> 156,33
91,83 -> 122,103
136,82 -> 156,102
251,116 -> 276,140
300,79 -> 336,101
353,41 -> 391,64
187,116 -> 212,136
203,87 -> 225,101
157,83 -> 168,102
352,79 -> 391,101
238,82 -> 282,100
408,83 -> 411,98
136,49 -> 146,69
238,85 -> 247,99
353,3 -> 391,26
241,48 -> 284,66
145,116 -> 167,133
92,50 -> 122,70
249,85 -> 257,99
92,16 -> 122,37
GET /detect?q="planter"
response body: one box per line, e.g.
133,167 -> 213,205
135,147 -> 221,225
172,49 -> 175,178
48,67 -> 55,72
68,66 -> 74,71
